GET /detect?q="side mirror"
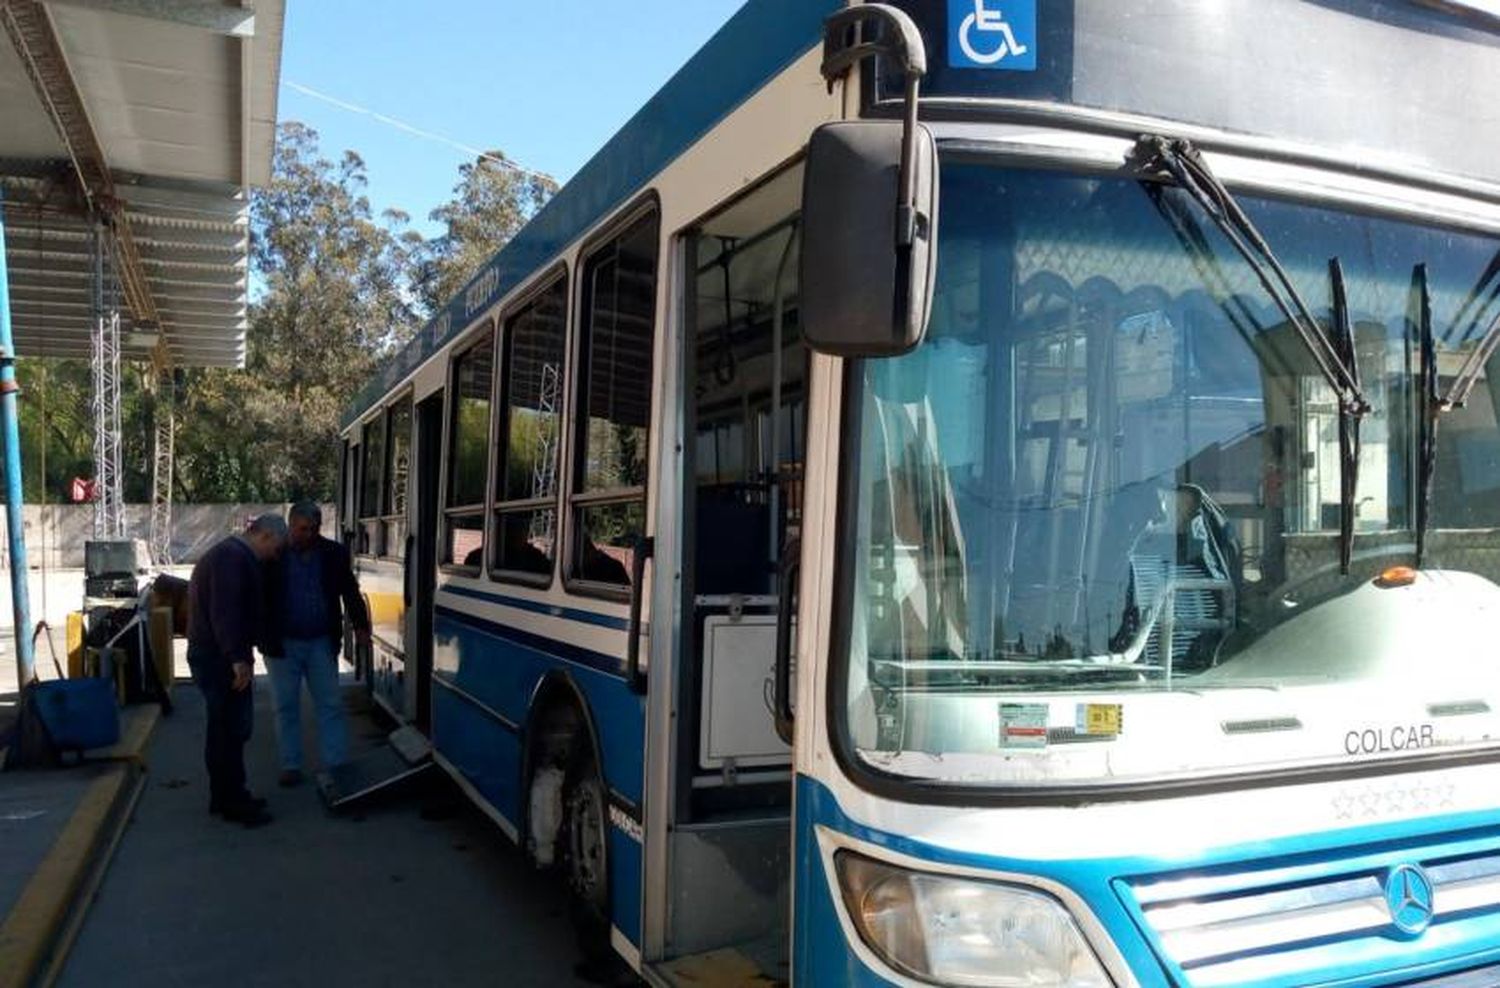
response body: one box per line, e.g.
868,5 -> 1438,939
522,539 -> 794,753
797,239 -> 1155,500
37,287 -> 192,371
800,121 -> 939,357
802,4 -> 938,358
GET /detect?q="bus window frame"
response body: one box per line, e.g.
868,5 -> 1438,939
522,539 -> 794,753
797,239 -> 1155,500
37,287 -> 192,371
564,194 -> 662,602
440,319 -> 498,577
378,391 -> 414,562
488,263 -> 570,590
340,438 -> 359,549
356,409 -> 389,558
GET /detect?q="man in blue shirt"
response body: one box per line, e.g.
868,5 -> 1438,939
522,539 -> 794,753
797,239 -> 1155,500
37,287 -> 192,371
263,501 -> 371,787
188,513 -> 287,827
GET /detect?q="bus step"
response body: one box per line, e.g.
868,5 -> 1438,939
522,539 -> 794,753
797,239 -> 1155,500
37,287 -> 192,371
316,727 -> 434,811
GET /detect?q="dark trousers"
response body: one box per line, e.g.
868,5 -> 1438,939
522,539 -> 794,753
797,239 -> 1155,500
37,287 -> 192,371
189,654 -> 254,807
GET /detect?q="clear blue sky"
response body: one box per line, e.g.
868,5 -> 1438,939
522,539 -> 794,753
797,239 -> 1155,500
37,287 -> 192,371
278,0 -> 747,239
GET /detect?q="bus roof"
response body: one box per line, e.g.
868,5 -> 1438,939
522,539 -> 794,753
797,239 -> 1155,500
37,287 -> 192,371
341,0 -> 839,429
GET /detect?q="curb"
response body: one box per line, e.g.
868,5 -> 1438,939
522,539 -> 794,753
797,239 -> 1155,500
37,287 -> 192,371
0,705 -> 161,988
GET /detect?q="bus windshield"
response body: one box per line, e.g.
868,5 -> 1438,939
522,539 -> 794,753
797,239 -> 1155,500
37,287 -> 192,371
841,161 -> 1500,788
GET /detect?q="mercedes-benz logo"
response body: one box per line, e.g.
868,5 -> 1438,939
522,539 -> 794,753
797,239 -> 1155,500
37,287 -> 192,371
1384,864 -> 1436,937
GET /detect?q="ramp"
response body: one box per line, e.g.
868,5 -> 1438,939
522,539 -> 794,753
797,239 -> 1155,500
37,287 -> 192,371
316,726 -> 434,811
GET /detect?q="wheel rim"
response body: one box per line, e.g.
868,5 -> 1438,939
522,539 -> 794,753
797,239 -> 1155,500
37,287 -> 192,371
567,778 -> 606,907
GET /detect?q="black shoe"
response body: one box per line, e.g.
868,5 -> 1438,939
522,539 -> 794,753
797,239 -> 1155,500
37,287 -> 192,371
219,802 -> 273,828
209,794 -> 268,816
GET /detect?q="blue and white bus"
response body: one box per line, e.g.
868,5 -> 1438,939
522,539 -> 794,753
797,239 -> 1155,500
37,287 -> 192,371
340,1 -> 1500,984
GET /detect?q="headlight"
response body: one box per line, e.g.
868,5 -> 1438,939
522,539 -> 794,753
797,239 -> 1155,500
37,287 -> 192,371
835,851 -> 1114,987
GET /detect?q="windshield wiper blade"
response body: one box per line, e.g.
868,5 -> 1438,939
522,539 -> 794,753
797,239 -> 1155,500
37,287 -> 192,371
1443,247 -> 1500,348
1413,252 -> 1500,565
1330,257 -> 1361,575
1415,264 -> 1438,566
1137,136 -> 1372,419
1440,308 -> 1500,411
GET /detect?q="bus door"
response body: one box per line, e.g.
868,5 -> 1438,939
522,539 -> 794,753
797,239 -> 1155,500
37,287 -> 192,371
405,391 -> 444,732
661,168 -> 807,976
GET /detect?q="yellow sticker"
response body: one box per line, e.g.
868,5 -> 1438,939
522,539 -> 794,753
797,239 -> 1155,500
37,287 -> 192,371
1077,703 -> 1123,736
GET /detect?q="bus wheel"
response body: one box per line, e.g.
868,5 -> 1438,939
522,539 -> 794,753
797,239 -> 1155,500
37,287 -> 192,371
562,747 -> 612,966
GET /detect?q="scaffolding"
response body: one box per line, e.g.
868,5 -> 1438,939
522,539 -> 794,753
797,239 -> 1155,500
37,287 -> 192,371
89,224 -> 125,540
149,363 -> 175,564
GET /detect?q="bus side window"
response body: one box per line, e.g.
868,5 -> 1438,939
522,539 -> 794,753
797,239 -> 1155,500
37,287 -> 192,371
492,274 -> 568,583
568,206 -> 661,592
383,398 -> 412,559
444,326 -> 495,569
358,415 -> 387,556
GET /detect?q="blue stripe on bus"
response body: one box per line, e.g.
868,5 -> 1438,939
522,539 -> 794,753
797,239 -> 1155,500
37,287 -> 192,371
434,603 -> 624,676
439,583 -> 631,631
342,0 -> 840,428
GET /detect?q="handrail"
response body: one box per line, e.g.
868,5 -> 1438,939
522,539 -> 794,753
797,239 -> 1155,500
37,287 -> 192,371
773,537 -> 801,745
625,535 -> 654,694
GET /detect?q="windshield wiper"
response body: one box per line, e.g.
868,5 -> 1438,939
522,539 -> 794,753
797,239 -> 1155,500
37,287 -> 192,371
1415,265 -> 1438,566
1413,252 -> 1500,565
1137,136 -> 1372,419
1330,258 -> 1361,574
1138,136 -> 1371,573
1440,291 -> 1500,411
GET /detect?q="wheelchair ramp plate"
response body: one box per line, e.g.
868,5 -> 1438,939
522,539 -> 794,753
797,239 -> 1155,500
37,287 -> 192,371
317,729 -> 434,810
387,724 -> 431,764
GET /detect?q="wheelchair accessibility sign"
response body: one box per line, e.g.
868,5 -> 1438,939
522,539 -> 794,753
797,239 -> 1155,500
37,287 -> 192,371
949,0 -> 1037,71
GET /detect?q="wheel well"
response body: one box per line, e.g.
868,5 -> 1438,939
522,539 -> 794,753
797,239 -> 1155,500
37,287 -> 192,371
520,673 -> 603,863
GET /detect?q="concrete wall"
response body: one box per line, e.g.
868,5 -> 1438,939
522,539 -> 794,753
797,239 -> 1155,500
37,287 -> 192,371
1,503 -> 339,569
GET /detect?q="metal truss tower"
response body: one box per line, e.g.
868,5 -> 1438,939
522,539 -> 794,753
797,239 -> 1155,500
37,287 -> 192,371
149,362 -> 175,564
90,223 -> 124,540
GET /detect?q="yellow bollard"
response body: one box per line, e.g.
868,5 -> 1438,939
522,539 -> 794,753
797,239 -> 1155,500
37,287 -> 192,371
65,611 -> 85,679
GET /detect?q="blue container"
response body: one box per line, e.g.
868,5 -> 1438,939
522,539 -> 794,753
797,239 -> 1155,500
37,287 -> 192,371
32,678 -> 121,752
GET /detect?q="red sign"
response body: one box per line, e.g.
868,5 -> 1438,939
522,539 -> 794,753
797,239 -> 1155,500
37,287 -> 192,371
69,477 -> 96,503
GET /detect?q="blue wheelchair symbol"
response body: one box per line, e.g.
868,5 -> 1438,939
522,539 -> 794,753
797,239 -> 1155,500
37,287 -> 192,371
949,0 -> 1037,71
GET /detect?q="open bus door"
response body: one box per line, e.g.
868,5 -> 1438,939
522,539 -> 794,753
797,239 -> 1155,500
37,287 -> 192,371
646,165 -> 808,982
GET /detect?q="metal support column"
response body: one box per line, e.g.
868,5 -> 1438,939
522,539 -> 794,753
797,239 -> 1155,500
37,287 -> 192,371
149,360 -> 174,564
90,221 -> 123,540
0,190 -> 36,686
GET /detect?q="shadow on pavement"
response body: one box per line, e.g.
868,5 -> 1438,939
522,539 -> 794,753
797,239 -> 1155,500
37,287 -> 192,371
56,673 -> 601,988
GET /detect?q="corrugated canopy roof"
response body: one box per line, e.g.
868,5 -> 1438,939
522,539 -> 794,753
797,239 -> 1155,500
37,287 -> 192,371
0,0 -> 284,368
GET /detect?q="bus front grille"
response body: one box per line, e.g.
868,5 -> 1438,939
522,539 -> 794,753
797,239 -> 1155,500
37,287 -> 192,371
1119,840 -> 1500,986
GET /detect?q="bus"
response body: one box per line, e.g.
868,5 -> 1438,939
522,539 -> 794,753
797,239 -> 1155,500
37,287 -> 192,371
338,1 -> 1500,984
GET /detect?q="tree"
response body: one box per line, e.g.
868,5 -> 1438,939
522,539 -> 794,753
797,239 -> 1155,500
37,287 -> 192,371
413,152 -> 557,314
14,125 -> 553,505
173,121 -> 419,502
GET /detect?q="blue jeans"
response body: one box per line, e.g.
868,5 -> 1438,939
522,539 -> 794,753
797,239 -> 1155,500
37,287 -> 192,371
267,637 -> 347,771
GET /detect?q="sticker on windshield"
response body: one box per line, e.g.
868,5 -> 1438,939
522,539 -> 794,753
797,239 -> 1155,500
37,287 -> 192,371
949,0 -> 1038,72
999,702 -> 1049,749
1076,703 -> 1123,737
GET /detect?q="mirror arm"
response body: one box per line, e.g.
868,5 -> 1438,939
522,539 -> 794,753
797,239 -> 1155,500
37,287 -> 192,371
820,4 -> 927,246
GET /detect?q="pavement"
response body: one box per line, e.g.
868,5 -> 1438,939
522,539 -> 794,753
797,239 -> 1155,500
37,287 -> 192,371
3,669 -> 599,988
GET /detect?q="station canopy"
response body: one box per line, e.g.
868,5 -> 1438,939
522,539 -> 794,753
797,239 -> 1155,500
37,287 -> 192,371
0,0 -> 285,368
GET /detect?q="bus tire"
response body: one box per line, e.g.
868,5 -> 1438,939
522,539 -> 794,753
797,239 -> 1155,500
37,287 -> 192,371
562,744 -> 613,966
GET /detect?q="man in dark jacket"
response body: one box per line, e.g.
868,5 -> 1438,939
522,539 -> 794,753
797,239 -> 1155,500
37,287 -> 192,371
263,501 -> 371,787
188,513 -> 287,827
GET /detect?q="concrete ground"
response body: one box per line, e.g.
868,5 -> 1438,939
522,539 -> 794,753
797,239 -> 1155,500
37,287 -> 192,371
55,674 -> 596,988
